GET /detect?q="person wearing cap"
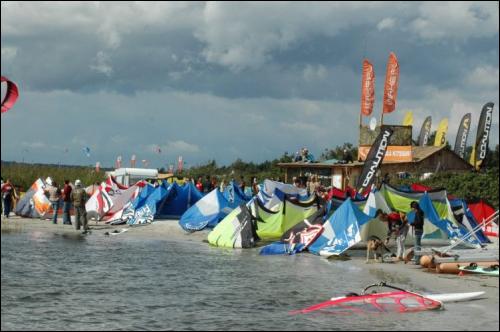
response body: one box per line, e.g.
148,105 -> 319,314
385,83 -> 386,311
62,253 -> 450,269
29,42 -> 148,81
409,201 -> 425,264
62,180 -> 73,225
70,180 -> 89,233
44,181 -> 61,224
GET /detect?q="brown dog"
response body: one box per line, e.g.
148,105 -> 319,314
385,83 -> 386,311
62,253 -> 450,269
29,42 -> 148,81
366,236 -> 391,262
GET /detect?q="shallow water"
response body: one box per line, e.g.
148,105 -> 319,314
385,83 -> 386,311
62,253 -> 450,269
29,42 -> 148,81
1,230 -> 497,331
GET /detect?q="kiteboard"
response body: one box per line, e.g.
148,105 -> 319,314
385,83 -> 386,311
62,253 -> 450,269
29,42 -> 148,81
459,264 -> 499,277
330,291 -> 484,303
424,291 -> 485,302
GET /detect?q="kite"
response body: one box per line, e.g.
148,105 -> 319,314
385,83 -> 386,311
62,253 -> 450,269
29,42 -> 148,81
1,76 -> 19,114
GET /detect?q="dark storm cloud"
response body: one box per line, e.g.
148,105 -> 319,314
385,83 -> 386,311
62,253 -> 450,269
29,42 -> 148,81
1,2 -> 498,166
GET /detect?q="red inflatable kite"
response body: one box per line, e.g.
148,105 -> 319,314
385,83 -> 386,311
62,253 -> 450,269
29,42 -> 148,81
1,76 -> 19,114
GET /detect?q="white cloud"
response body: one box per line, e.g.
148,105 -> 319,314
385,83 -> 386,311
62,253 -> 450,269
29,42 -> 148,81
194,2 -> 390,70
163,140 -> 200,154
1,46 -> 17,62
466,65 -> 500,88
281,121 -> 321,132
303,64 -> 328,82
377,18 -> 395,31
21,141 -> 47,149
410,2 -> 499,41
71,137 -> 87,146
89,51 -> 113,77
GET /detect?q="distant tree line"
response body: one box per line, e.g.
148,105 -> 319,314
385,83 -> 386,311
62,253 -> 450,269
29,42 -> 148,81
1,161 -> 106,192
1,144 -> 498,206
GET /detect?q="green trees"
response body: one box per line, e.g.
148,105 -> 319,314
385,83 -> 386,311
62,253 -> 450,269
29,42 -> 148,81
183,152 -> 293,182
1,162 -> 105,192
391,167 -> 499,209
2,144 -> 498,209
320,143 -> 358,161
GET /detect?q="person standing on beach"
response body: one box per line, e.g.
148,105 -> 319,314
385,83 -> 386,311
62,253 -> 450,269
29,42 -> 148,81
62,180 -> 72,225
44,181 -> 61,224
211,176 -> 218,193
251,176 -> 259,196
1,179 -> 16,218
195,177 -> 203,192
71,180 -> 89,233
376,209 -> 408,261
410,201 -> 425,264
219,177 -> 226,192
308,175 -> 320,196
239,176 -> 246,193
203,175 -> 212,193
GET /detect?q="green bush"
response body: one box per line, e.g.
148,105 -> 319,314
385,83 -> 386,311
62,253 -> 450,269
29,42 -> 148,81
1,162 -> 106,192
391,167 -> 499,209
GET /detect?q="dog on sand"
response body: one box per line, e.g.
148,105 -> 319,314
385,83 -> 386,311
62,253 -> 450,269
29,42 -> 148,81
366,235 -> 391,262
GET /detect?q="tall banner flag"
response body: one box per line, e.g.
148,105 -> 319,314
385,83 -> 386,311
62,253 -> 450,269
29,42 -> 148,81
402,111 -> 413,126
95,161 -> 101,173
360,59 -> 375,117
453,113 -> 471,159
177,156 -> 183,173
116,155 -> 122,169
433,118 -> 448,147
471,102 -> 494,169
131,154 -> 136,168
418,116 -> 432,146
381,52 -> 400,120
357,126 -> 394,194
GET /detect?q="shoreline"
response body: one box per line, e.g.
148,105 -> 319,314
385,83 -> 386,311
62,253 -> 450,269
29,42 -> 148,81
2,216 -> 499,312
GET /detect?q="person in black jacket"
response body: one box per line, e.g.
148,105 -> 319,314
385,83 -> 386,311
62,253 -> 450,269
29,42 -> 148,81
410,201 -> 424,264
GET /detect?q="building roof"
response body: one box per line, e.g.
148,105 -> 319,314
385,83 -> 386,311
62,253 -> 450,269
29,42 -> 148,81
278,145 -> 460,168
411,145 -> 446,162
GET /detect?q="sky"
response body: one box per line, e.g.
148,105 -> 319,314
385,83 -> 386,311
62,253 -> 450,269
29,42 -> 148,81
1,1 -> 499,169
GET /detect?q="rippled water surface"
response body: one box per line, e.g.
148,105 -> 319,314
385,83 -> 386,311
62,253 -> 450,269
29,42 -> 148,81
1,230 -> 497,330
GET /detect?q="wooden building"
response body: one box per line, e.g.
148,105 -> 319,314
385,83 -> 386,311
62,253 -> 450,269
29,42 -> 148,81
278,146 -> 472,189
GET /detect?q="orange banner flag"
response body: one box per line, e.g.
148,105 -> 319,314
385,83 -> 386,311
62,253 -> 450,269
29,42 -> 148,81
360,59 -> 375,116
382,52 -> 400,114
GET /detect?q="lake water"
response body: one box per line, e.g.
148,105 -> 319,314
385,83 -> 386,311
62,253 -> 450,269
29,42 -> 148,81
1,230 -> 497,331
